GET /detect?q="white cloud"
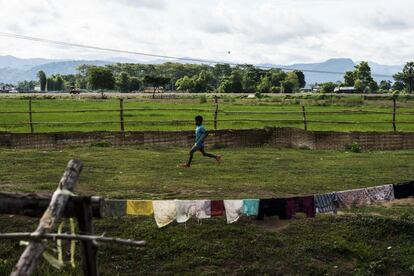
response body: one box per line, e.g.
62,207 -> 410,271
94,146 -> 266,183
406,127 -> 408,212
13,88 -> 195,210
0,0 -> 413,64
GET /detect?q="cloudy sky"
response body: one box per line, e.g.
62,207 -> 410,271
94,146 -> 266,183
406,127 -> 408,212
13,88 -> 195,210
0,0 -> 413,65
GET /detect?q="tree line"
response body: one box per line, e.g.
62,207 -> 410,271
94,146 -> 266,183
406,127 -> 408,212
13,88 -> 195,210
24,60 -> 414,94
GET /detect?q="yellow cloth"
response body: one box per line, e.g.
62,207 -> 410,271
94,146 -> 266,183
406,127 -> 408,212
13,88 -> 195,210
126,200 -> 154,216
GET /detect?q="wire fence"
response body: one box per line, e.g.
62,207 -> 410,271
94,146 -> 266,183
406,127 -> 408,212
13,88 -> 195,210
0,97 -> 413,133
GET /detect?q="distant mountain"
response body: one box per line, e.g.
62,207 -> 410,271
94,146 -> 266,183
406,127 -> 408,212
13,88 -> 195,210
0,55 -> 56,70
0,55 -> 404,85
0,59 -> 113,84
260,58 -> 402,86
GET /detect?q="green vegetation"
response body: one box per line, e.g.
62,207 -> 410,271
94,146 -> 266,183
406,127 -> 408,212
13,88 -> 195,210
0,146 -> 413,274
1,97 -> 414,133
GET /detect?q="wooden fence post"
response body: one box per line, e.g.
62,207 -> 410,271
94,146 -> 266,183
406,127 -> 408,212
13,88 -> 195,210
213,95 -> 218,130
74,197 -> 98,276
392,98 -> 397,132
301,105 -> 307,131
29,98 -> 34,134
119,98 -> 125,132
11,160 -> 83,276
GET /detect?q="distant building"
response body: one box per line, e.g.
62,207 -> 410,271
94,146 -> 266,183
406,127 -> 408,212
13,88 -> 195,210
34,86 -> 41,92
334,86 -> 356,93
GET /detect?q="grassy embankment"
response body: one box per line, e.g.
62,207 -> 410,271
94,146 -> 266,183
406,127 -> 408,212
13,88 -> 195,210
1,96 -> 414,133
0,146 -> 413,275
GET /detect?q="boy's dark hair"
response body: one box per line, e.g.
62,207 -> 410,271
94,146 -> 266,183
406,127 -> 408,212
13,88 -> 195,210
195,115 -> 203,124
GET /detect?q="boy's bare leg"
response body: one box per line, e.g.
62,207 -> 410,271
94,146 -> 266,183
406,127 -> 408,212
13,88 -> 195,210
200,148 -> 221,163
180,146 -> 198,167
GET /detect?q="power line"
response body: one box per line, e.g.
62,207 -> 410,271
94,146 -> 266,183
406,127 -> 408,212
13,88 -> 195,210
0,32 -> 395,78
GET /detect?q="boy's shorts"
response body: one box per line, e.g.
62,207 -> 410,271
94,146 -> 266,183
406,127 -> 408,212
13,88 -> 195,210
190,144 -> 204,152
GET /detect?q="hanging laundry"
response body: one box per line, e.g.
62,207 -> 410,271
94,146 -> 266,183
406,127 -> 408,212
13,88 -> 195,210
257,198 -> 288,220
365,184 -> 395,203
336,188 -> 371,209
176,200 -> 211,223
211,200 -> 225,216
102,199 -> 126,217
314,192 -> 338,214
126,200 -> 154,216
153,200 -> 177,228
285,196 -> 316,219
243,199 -> 260,216
393,181 -> 414,199
223,200 -> 243,223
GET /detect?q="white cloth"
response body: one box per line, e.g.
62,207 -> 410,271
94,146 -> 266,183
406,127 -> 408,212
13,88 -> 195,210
224,200 -> 243,224
176,200 -> 211,223
152,200 -> 177,228
365,184 -> 395,202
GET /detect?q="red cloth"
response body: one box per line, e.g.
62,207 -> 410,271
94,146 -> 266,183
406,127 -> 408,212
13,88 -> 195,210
285,196 -> 316,219
211,200 -> 225,216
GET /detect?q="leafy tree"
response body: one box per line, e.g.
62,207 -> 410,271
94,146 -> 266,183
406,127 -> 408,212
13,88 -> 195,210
55,75 -> 64,91
86,66 -> 115,90
117,72 -> 131,92
256,76 -> 272,93
17,80 -> 36,92
193,69 -> 215,92
379,80 -> 392,91
393,61 -> 414,93
280,72 -> 299,93
353,61 -> 377,93
176,76 -> 196,92
46,77 -> 55,91
293,70 -> 306,88
392,81 -> 405,91
130,77 -> 141,91
219,69 -> 243,93
37,70 -> 47,91
320,82 -> 337,93
343,71 -> 355,86
240,64 -> 264,93
269,69 -> 287,87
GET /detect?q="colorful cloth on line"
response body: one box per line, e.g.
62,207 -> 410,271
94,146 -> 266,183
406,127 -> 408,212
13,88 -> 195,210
257,198 -> 288,220
285,196 -> 316,219
393,181 -> 414,199
153,200 -> 177,228
314,192 -> 338,213
336,188 -> 371,209
243,199 -> 260,216
176,200 -> 211,223
102,199 -> 126,217
126,200 -> 154,216
211,200 -> 225,216
224,200 -> 243,223
365,184 -> 395,203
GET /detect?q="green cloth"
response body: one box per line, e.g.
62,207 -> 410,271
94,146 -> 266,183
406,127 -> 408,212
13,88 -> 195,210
102,199 -> 126,217
195,125 -> 206,147
243,199 -> 259,216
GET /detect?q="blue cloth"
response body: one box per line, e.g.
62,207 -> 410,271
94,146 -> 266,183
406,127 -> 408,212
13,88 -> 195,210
195,125 -> 206,147
243,199 -> 260,216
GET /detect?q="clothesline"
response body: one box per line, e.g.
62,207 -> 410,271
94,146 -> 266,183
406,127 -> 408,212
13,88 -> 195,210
102,181 -> 414,228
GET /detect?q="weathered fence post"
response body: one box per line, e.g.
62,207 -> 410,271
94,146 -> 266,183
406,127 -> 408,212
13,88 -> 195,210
392,98 -> 397,132
28,98 -> 34,134
213,95 -> 219,130
74,197 -> 98,276
11,160 -> 83,276
301,105 -> 307,131
119,98 -> 125,132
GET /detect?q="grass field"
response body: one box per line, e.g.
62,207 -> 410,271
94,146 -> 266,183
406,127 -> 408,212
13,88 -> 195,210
1,96 -> 414,133
1,145 -> 414,274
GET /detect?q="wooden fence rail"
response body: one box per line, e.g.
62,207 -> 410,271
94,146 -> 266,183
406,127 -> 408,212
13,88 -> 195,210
0,97 -> 412,133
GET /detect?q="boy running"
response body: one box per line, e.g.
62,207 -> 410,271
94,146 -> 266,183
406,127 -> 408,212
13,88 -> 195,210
180,115 -> 221,168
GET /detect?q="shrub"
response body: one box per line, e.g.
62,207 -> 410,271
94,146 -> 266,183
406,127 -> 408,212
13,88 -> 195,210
199,95 -> 207,103
345,142 -> 362,153
90,141 -> 112,147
